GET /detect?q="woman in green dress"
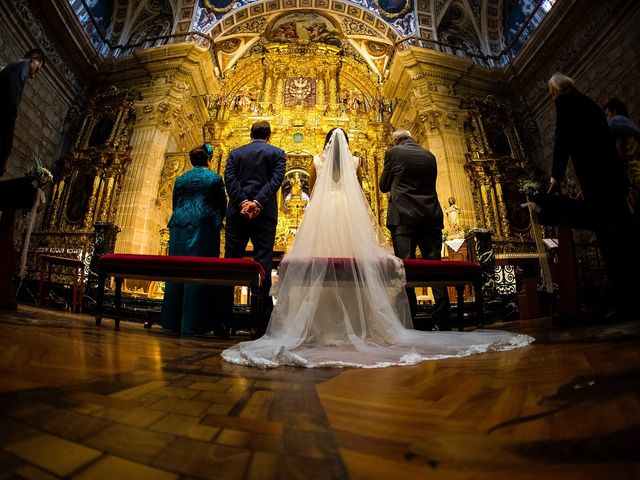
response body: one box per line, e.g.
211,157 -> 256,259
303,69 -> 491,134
160,144 -> 227,334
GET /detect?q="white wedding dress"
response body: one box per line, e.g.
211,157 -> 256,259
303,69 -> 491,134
221,129 -> 533,368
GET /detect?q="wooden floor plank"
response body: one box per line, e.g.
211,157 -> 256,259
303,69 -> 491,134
0,305 -> 638,479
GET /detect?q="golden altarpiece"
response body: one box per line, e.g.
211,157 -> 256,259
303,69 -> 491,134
31,11 -> 545,301
463,96 -> 536,248
462,95 -> 551,306
201,39 -> 394,254
30,87 -> 135,283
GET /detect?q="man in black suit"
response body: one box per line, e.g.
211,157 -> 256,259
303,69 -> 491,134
380,129 -> 450,330
547,73 -> 638,320
224,121 -> 286,336
0,48 -> 46,177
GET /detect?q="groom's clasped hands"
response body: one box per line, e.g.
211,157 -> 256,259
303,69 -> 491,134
240,200 -> 262,219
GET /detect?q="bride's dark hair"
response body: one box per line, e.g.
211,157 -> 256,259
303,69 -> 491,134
324,128 -> 349,182
324,128 -> 349,147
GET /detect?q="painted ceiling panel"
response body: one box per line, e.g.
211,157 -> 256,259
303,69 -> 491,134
70,0 -> 557,66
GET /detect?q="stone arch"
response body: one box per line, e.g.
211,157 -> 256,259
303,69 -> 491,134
198,1 -> 408,42
212,8 -> 397,78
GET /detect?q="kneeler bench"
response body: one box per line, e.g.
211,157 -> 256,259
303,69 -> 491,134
402,259 -> 484,331
277,257 -> 483,331
96,254 -> 265,332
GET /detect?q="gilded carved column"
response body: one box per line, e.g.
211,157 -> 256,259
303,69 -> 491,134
479,179 -> 491,228
263,76 -> 272,105
328,77 -> 337,110
317,76 -> 325,110
275,76 -> 284,109
83,175 -> 101,229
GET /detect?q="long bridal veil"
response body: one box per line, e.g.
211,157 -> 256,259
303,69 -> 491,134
222,129 -> 533,368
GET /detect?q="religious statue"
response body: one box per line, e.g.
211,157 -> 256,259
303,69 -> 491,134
232,88 -> 255,111
283,172 -> 309,238
290,173 -> 303,197
445,196 -> 461,237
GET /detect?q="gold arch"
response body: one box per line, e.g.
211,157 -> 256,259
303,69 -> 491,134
209,2 -> 401,43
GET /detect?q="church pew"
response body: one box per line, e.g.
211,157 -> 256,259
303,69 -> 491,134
95,254 -> 265,332
402,258 -> 484,331
277,257 -> 484,331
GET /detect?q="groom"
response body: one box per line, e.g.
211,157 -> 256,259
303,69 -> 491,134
224,121 -> 286,336
380,129 -> 451,331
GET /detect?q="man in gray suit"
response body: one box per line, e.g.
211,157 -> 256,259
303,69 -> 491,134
380,129 -> 450,330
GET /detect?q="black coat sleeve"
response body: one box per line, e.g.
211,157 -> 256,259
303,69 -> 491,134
379,149 -> 394,193
4,62 -> 30,119
551,95 -> 573,182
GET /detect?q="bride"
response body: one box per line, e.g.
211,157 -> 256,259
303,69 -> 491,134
222,128 -> 533,368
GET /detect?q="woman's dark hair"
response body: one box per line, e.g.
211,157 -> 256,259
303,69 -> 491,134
189,147 -> 209,167
24,48 -> 46,66
251,121 -> 271,140
324,128 -> 348,147
604,98 -> 629,118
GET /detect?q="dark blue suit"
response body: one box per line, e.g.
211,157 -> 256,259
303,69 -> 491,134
224,139 -> 286,332
160,167 -> 226,334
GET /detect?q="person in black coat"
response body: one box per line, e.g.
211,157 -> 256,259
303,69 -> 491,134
547,73 -> 638,319
380,129 -> 450,330
224,120 -> 286,335
0,49 -> 46,177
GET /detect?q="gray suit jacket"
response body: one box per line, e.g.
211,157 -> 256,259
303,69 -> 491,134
379,138 -> 443,229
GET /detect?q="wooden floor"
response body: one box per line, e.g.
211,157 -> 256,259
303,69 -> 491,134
0,306 -> 639,479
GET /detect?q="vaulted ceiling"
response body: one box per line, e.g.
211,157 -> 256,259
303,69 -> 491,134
76,0 -> 555,63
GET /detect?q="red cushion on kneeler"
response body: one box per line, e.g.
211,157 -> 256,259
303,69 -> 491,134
402,259 -> 481,281
98,254 -> 266,279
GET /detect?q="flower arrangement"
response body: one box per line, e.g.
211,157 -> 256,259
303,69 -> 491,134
24,152 -> 53,188
518,180 -> 542,196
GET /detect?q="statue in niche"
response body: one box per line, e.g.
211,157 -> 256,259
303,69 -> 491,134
340,90 -> 367,115
374,98 -> 392,122
232,88 -> 255,112
291,173 -> 303,197
445,196 -> 462,237
206,94 -> 224,120
282,171 -> 310,246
